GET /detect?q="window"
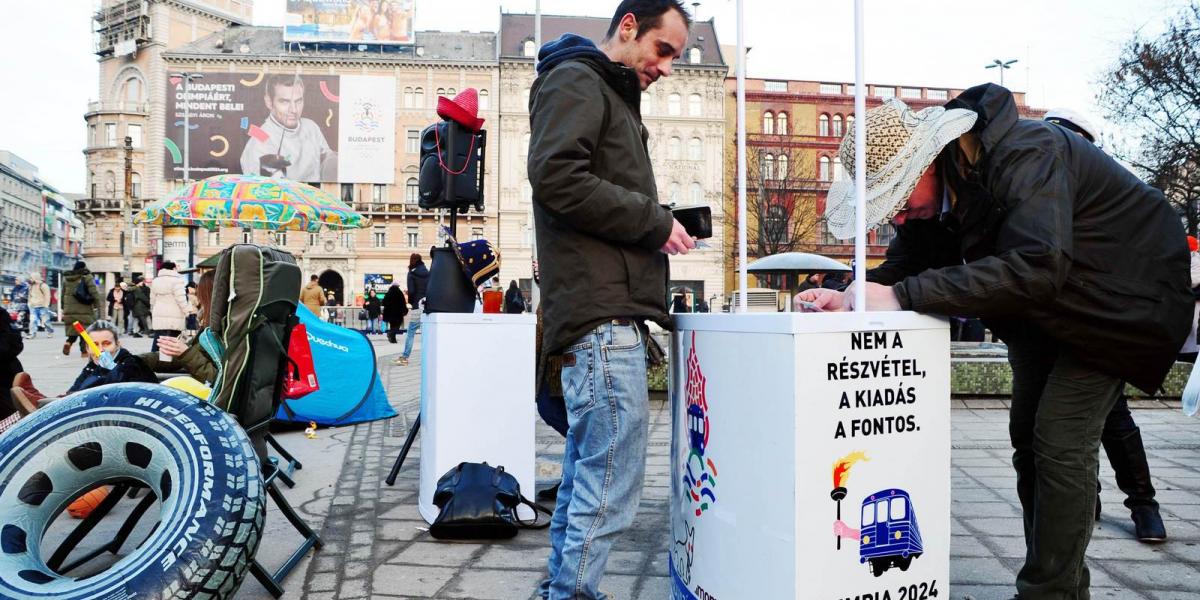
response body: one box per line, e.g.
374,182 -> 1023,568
403,86 -> 414,108
132,226 -> 141,247
762,111 -> 774,135
777,112 -> 788,135
688,137 -> 702,161
373,226 -> 386,247
819,156 -> 831,181
818,114 -> 830,137
522,39 -> 536,57
764,80 -> 788,92
641,92 -> 652,115
105,123 -> 116,146
272,231 -> 288,246
105,171 -> 115,197
901,87 -> 922,99
414,87 -> 424,107
669,182 -> 681,203
479,89 -> 490,110
341,183 -> 354,204
471,227 -> 484,241
875,223 -> 897,246
447,88 -> 456,97
90,171 -> 97,198
668,137 -> 682,160
406,130 -> 419,153
131,173 -> 141,198
833,157 -> 844,181
128,124 -> 142,147
308,233 -> 318,246
242,228 -> 253,244
688,93 -> 702,117
668,93 -> 682,116
690,182 -> 703,205
123,78 -> 142,103
207,230 -> 220,246
763,205 -> 786,244
876,499 -> 888,523
820,83 -> 842,95
847,114 -> 855,133
688,47 -> 702,64
406,226 -> 419,247
763,154 -> 775,180
341,232 -> 353,248
928,89 -> 948,100
88,124 -> 96,147
405,178 -> 419,204
777,155 -> 789,180
832,114 -> 843,138
373,184 -> 385,203
875,86 -> 895,99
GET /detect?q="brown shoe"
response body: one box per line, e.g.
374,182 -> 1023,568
61,340 -> 72,356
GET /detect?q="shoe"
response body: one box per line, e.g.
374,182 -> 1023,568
392,357 -> 409,366
61,341 -> 71,356
1132,505 -> 1167,542
536,482 -> 561,503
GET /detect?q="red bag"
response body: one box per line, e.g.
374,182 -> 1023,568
283,323 -> 319,399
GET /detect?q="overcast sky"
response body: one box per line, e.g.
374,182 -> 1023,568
0,0 -> 1188,193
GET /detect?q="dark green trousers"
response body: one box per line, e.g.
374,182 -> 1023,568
1007,328 -> 1123,600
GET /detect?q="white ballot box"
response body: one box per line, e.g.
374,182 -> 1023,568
669,312 -> 951,600
418,312 -> 537,523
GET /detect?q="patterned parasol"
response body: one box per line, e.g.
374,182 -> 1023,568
135,174 -> 369,232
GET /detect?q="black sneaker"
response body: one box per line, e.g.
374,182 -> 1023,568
1132,505 -> 1167,543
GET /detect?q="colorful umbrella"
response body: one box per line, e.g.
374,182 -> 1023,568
136,174 -> 369,232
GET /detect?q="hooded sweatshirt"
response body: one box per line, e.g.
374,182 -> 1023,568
28,275 -> 50,309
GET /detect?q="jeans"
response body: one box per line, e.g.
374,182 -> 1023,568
1008,326 -> 1123,599
400,316 -> 421,358
30,307 -> 52,333
537,384 -> 570,438
541,319 -> 648,600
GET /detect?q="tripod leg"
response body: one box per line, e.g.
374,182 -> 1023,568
385,415 -> 421,486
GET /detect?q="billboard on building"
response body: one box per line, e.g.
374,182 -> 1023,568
163,72 -> 395,183
284,0 -> 415,45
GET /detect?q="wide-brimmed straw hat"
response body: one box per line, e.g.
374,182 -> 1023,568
824,98 -> 977,240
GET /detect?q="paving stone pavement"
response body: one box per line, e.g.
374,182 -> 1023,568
292,339 -> 1200,600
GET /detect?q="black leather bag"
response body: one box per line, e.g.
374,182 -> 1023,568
430,462 -> 551,540
424,245 -> 476,314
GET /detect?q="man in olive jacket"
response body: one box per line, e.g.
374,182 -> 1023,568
61,261 -> 101,356
799,84 -> 1191,599
528,1 -> 696,598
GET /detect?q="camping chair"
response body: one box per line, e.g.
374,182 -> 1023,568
203,243 -> 323,597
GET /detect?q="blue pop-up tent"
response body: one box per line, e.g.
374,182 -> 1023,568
274,305 -> 396,426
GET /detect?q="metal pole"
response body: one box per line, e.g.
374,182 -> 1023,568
531,0 -> 543,311
852,0 -> 867,312
122,136 -> 133,282
736,0 -> 748,313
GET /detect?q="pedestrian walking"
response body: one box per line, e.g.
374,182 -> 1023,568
364,293 -> 382,334
27,273 -> 52,338
106,282 -> 127,335
382,284 -> 408,343
797,85 -> 1191,598
61,261 -> 101,356
149,261 -> 192,353
300,274 -> 324,315
528,2 -> 696,596
131,279 -> 152,337
504,280 -> 527,314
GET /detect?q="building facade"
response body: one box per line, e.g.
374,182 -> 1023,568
723,78 -> 1044,296
81,0 -> 502,306
497,14 -> 728,311
0,152 -> 50,294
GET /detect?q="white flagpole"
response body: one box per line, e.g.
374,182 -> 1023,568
853,0 -> 867,312
736,0 -> 748,312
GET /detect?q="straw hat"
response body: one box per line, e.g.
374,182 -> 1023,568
824,98 -> 977,240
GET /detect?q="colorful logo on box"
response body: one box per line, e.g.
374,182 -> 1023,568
682,331 -> 718,516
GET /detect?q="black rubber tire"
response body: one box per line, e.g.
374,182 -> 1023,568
0,382 -> 266,600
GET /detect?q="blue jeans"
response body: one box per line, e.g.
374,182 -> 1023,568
400,316 -> 421,358
541,319 -> 648,600
30,307 -> 52,333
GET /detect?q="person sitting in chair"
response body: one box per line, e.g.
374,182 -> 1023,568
12,321 -> 157,415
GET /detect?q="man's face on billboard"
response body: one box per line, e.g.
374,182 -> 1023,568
266,82 -> 305,128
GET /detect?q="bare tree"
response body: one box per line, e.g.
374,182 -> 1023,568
1099,1 -> 1200,234
725,139 -> 826,259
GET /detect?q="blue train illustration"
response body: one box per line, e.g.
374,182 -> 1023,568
859,488 -> 923,577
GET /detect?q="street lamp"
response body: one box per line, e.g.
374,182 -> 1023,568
985,59 -> 1018,88
169,72 -> 204,183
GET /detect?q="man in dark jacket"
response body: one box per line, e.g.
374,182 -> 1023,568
406,253 -> 429,309
131,279 -> 152,336
528,1 -> 696,597
798,84 -> 1191,599
61,261 -> 101,356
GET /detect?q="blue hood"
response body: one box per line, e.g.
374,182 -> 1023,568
536,33 -> 608,75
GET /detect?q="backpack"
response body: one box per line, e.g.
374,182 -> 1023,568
73,278 -> 94,305
418,119 -> 488,211
200,244 -> 301,459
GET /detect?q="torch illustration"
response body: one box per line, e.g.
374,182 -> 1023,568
831,451 -> 869,549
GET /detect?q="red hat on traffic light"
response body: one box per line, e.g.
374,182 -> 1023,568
437,88 -> 486,132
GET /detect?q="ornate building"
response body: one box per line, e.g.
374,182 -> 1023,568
497,13 -> 728,310
80,0 -> 501,306
722,78 -> 1044,295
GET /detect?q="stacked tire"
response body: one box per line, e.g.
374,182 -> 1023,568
0,383 -> 265,599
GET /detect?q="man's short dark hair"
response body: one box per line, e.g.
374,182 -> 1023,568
605,0 -> 691,41
310,274 -> 319,281
266,75 -> 305,100
161,261 -> 176,270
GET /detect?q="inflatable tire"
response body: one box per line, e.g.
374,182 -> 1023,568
0,382 -> 266,600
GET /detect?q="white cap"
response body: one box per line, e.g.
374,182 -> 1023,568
1044,107 -> 1099,143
